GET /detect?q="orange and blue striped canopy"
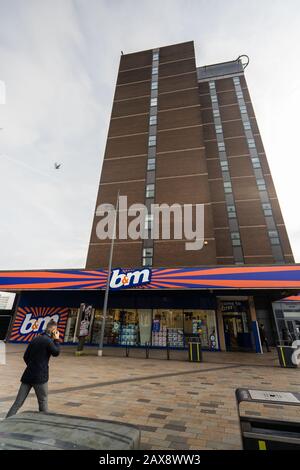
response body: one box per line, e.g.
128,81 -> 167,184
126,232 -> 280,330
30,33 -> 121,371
1,265 -> 300,290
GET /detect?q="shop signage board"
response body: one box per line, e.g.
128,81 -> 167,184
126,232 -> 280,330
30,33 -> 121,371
220,301 -> 246,312
0,291 -> 16,310
0,265 -> 300,291
9,307 -> 69,343
109,268 -> 151,290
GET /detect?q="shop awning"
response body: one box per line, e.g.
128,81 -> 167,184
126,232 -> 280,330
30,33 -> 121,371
0,265 -> 300,292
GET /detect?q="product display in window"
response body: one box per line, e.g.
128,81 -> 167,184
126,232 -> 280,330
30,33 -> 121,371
192,319 -> 208,346
91,320 -> 101,344
120,324 -> 139,346
184,310 -> 218,350
88,307 -> 219,350
153,309 -> 183,330
209,332 -> 217,350
112,321 -> 121,334
168,328 -> 184,347
152,324 -> 167,347
152,325 -> 184,348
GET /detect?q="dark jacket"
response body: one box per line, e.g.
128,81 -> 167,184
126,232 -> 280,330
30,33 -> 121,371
21,333 -> 60,384
259,327 -> 266,342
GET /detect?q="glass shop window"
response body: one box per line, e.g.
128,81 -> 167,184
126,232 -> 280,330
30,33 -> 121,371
184,310 -> 218,349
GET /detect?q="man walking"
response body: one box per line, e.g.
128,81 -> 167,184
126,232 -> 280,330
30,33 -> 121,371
6,320 -> 60,418
259,323 -> 270,352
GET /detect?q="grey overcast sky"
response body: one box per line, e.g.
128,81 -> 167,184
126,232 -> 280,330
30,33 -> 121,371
0,0 -> 299,269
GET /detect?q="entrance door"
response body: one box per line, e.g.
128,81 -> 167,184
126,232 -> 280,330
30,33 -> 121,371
223,315 -> 245,351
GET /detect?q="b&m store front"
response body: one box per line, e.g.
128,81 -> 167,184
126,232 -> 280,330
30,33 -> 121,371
1,265 -> 300,353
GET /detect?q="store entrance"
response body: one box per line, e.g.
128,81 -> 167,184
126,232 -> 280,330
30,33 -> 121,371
220,299 -> 252,351
223,315 -> 245,351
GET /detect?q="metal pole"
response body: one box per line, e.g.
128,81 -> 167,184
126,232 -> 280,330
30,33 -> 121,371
97,190 -> 120,357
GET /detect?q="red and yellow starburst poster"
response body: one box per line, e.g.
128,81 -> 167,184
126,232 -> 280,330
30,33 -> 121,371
9,306 -> 69,343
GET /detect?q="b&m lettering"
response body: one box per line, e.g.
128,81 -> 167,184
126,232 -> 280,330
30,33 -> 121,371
109,268 -> 151,290
20,314 -> 59,335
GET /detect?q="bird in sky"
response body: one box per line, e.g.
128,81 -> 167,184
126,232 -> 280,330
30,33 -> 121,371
54,162 -> 62,169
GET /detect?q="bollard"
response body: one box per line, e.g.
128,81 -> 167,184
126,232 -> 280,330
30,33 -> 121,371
145,341 -> 150,359
166,342 -> 170,360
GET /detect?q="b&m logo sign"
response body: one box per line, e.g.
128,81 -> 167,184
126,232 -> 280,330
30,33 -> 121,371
10,307 -> 69,343
109,268 -> 151,290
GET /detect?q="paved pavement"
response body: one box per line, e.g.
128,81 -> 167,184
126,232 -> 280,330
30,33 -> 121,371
0,344 -> 299,450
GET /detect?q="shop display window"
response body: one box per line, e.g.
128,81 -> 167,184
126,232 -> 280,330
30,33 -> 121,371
91,309 -> 118,345
87,307 -> 219,350
152,310 -> 184,348
184,309 -> 218,349
105,309 -> 121,345
63,308 -> 79,343
99,309 -> 140,346
119,309 -> 139,346
91,309 -> 102,344
138,310 -> 152,345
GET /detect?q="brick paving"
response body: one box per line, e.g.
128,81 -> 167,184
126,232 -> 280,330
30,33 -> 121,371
0,344 -> 299,450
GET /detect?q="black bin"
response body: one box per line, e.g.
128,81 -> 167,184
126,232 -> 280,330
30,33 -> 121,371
236,388 -> 300,450
276,345 -> 298,368
185,335 -> 202,362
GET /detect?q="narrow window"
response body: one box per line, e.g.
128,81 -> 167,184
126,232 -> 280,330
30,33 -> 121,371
144,214 -> 154,230
146,184 -> 155,198
148,136 -> 156,147
147,158 -> 156,171
142,247 -> 153,266
149,115 -> 157,126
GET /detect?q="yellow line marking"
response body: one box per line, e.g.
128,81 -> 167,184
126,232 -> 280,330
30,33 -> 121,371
280,346 -> 286,367
258,440 -> 267,450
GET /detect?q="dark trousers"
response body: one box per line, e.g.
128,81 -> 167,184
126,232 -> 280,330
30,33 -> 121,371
262,338 -> 270,352
6,382 -> 48,418
77,336 -> 86,352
